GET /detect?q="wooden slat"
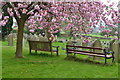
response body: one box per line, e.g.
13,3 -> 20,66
67,45 -> 103,50
68,51 -> 112,58
68,49 -> 105,55
31,49 -> 57,52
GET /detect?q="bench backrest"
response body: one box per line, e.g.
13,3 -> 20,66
28,40 -> 52,51
66,45 -> 105,55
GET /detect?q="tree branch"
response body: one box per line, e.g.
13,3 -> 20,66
6,2 -> 20,23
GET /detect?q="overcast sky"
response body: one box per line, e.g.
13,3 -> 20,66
101,0 -> 118,10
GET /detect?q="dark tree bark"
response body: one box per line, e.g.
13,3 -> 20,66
15,15 -> 27,58
15,20 -> 25,58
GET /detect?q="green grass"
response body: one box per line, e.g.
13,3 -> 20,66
81,34 -> 115,38
1,41 -> 118,78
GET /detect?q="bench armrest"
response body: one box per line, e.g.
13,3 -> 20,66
105,51 -> 114,55
104,47 -> 114,55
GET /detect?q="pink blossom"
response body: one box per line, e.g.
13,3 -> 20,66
76,28 -> 79,31
52,38 -> 56,42
4,16 -> 9,19
52,18 -> 56,22
104,35 -> 107,38
18,3 -> 23,8
22,9 -> 27,14
72,32 -> 75,34
7,8 -> 12,12
114,36 -> 118,40
37,17 -> 42,21
65,23 -> 73,30
51,34 -> 54,37
0,14 -> 2,19
38,27 -> 43,30
96,31 -> 99,33
28,25 -> 33,28
34,12 -> 40,17
49,37 -> 52,40
115,31 -> 118,34
34,5 -> 40,10
10,12 -> 14,16
0,20 -> 6,26
56,26 -> 60,28
106,30 -> 112,33
29,29 -> 35,33
73,34 -> 76,37
41,11 -> 47,16
54,30 -> 59,33
87,40 -> 91,43
82,8 -> 86,11
109,30 -> 112,32
25,24 -> 27,26
59,29 -> 62,31
109,24 -> 117,28
88,37 -> 91,39
90,13 -> 96,17
48,30 -> 51,32
100,25 -> 105,28
82,40 -> 86,43
79,36 -> 83,39
53,10 -> 58,14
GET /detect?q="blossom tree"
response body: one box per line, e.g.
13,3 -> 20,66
0,2 -> 64,58
0,1 -> 118,58
62,1 -> 118,42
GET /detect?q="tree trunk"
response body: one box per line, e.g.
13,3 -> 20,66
15,21 -> 25,58
45,28 -> 51,40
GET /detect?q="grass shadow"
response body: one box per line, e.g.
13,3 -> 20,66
64,56 -> 114,66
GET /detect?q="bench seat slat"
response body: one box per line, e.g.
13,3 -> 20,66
67,45 -> 103,50
31,49 -> 57,52
68,49 -> 105,55
68,51 -> 112,58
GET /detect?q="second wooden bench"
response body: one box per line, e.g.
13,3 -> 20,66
66,45 -> 114,64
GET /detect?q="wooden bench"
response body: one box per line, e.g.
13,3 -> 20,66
66,45 -> 114,64
28,40 -> 59,56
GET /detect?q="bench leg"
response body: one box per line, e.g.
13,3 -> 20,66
67,52 -> 68,56
104,58 -> 107,64
56,48 -> 59,56
112,57 -> 114,63
74,53 -> 76,56
35,50 -> 37,53
51,52 -> 52,56
56,51 -> 58,56
30,49 -> 32,54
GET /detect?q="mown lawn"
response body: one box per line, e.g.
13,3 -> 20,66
1,41 -> 119,78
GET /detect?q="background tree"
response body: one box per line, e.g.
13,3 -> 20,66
2,4 -> 13,40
